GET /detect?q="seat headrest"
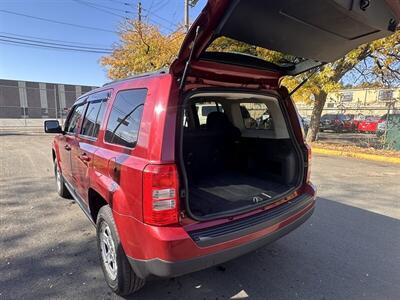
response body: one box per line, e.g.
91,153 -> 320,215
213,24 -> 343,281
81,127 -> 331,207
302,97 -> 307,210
206,111 -> 231,130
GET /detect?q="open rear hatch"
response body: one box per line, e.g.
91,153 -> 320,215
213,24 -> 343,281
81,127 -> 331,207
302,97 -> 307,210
171,0 -> 399,78
173,0 -> 399,221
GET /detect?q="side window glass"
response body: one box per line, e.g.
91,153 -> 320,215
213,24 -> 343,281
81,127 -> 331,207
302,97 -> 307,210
80,100 -> 106,138
195,102 -> 224,126
92,101 -> 106,138
240,103 -> 273,130
105,89 -> 147,148
65,104 -> 86,134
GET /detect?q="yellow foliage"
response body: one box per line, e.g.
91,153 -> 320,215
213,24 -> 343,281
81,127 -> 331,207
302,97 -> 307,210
101,20 -> 185,79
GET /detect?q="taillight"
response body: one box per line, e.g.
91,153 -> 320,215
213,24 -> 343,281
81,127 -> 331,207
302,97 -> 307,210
304,144 -> 312,183
143,164 -> 179,226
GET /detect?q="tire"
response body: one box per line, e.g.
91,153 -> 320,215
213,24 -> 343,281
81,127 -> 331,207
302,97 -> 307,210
96,205 -> 145,296
54,158 -> 71,198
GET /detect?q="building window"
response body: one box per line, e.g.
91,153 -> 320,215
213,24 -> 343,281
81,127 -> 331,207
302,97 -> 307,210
340,92 -> 353,102
378,90 -> 393,101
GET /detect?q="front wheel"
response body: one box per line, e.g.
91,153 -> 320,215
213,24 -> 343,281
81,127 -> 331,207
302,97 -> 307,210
96,205 -> 145,296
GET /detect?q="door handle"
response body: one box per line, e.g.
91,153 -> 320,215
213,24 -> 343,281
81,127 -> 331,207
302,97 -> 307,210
64,144 -> 71,151
80,153 -> 91,162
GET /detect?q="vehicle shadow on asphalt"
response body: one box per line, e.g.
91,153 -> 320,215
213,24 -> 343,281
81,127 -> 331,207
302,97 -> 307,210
1,183 -> 399,299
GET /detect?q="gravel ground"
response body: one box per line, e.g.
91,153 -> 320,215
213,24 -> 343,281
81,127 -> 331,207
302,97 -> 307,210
1,134 -> 399,300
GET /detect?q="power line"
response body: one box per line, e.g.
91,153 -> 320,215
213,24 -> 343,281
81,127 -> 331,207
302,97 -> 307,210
71,0 -> 177,32
142,7 -> 180,28
0,32 -> 111,48
0,40 -> 112,54
0,36 -> 113,54
104,0 -> 135,8
71,0 -> 130,19
78,0 -> 135,14
0,9 -> 117,34
0,34 -> 112,51
72,0 -> 129,19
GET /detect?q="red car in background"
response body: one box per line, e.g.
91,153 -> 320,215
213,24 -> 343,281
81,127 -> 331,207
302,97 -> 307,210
357,116 -> 381,133
348,114 -> 365,132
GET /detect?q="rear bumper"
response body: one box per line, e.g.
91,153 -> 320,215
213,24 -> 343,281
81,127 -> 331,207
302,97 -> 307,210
126,195 -> 315,279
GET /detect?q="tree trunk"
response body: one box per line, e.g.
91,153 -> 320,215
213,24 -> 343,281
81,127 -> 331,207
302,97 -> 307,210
306,91 -> 327,143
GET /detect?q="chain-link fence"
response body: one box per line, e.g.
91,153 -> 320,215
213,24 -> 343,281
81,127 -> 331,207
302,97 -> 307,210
297,104 -> 400,151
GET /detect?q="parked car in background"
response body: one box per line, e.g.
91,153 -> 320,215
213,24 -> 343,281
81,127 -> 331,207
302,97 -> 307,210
347,114 -> 365,132
357,115 -> 380,133
301,116 -> 310,135
319,114 -> 352,133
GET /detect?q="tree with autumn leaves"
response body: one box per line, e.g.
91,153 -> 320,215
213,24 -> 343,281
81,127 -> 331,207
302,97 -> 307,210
102,20 -> 400,142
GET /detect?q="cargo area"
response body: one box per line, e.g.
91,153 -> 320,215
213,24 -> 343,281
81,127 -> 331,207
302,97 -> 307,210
180,92 -> 303,219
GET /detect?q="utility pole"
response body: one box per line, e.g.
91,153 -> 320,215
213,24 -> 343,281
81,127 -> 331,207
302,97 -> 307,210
184,0 -> 189,32
137,1 -> 142,23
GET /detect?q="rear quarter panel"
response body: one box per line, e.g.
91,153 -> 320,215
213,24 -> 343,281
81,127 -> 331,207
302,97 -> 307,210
88,74 -> 175,220
86,74 -> 176,259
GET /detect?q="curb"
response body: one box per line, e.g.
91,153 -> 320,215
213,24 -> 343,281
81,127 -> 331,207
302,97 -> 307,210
312,147 -> 400,164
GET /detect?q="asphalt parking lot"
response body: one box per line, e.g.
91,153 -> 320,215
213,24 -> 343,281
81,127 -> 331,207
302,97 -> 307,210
1,133 -> 399,300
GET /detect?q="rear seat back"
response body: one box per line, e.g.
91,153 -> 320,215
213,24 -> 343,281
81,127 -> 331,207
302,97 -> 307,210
183,111 -> 241,181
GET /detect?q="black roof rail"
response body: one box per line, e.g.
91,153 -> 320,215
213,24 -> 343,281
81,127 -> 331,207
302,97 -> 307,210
102,68 -> 168,87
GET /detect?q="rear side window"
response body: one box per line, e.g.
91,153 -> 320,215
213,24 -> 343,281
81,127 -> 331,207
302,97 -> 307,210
65,104 -> 86,134
195,102 -> 224,126
105,89 -> 147,148
80,101 -> 106,138
240,103 -> 273,130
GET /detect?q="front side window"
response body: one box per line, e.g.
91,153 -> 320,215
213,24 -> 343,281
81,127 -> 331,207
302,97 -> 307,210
105,89 -> 147,148
240,103 -> 273,130
65,104 -> 86,134
80,100 -> 106,138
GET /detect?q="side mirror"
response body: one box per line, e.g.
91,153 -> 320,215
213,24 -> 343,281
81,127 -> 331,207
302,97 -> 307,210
44,120 -> 63,134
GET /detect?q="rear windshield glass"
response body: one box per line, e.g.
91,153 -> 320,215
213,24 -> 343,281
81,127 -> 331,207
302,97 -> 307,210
205,37 -> 303,67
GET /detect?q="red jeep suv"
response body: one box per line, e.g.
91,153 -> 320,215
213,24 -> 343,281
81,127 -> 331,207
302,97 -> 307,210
44,0 -> 399,295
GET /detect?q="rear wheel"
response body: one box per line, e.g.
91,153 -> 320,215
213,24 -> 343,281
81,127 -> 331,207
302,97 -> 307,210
96,205 -> 145,296
54,158 -> 70,198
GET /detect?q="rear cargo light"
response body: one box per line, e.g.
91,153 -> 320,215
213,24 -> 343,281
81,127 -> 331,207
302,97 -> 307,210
143,164 -> 179,226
